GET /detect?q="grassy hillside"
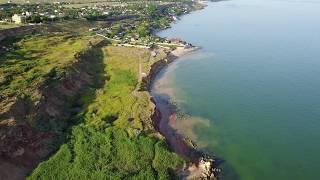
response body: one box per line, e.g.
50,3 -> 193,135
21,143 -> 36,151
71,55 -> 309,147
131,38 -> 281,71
0,33 -> 109,179
28,46 -> 184,179
83,47 -> 167,131
0,34 -> 98,98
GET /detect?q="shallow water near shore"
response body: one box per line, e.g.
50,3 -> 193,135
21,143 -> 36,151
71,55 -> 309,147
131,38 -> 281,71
154,0 -> 320,179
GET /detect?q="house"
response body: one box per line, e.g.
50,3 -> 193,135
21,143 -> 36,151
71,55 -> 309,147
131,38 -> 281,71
25,11 -> 32,17
12,14 -> 26,24
169,38 -> 183,44
172,16 -> 178,21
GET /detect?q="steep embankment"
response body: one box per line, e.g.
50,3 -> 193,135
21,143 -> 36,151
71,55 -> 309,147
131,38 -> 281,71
28,46 -> 185,179
1,27 -> 216,180
0,34 -> 107,179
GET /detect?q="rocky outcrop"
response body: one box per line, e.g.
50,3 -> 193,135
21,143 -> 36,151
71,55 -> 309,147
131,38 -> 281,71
179,157 -> 221,180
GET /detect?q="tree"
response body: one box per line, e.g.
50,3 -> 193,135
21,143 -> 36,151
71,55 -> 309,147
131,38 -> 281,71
136,22 -> 150,37
27,15 -> 42,23
146,4 -> 157,19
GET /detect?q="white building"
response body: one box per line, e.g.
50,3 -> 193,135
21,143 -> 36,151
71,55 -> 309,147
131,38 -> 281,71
12,14 -> 26,24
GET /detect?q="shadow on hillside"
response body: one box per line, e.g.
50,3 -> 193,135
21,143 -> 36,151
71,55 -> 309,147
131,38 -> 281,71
33,41 -> 110,169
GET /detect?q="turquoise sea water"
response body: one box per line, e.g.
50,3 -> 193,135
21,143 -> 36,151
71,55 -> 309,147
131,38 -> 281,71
156,0 -> 320,179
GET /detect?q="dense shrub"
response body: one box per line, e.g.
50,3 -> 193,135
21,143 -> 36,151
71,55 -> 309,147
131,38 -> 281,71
29,126 -> 183,180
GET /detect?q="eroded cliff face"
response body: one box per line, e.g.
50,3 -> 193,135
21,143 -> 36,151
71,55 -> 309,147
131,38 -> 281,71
0,40 -> 107,179
140,53 -> 178,91
146,51 -> 220,180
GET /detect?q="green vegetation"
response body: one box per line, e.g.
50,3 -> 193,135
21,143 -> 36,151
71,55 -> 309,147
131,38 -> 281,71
28,46 -> 184,179
0,1 -> 204,178
29,126 -> 183,179
0,34 -> 97,98
0,1 -> 206,178
84,47 -> 152,130
136,22 -> 150,37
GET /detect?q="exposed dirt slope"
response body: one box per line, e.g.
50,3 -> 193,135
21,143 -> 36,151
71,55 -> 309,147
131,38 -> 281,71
0,37 -> 107,179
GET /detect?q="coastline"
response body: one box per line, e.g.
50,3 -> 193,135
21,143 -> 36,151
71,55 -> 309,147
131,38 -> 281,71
142,2 -> 221,179
144,46 -> 220,179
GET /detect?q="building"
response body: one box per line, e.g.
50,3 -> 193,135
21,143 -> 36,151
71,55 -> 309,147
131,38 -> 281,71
12,14 -> 26,24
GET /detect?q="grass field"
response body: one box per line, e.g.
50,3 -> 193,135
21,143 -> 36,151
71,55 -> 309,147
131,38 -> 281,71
0,34 -> 99,98
28,46 -> 184,179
